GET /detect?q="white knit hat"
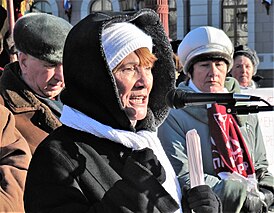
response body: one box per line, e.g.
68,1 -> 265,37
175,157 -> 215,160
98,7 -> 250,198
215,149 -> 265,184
102,22 -> 153,71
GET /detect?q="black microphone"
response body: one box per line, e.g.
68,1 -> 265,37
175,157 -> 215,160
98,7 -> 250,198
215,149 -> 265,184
165,89 -> 261,109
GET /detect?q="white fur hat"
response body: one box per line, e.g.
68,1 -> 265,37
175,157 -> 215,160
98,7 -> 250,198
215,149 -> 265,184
102,22 -> 153,71
177,26 -> 234,74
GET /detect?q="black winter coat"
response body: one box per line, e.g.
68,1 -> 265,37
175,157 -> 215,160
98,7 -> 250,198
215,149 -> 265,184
25,125 -> 178,212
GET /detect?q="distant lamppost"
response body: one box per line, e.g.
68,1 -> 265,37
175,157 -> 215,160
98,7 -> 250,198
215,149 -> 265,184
156,0 -> 169,37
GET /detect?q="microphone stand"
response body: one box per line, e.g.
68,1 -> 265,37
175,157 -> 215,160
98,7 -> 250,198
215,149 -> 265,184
226,105 -> 274,115
225,98 -> 274,115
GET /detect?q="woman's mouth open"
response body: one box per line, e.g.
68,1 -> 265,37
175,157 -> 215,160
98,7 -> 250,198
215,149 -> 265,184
129,95 -> 147,105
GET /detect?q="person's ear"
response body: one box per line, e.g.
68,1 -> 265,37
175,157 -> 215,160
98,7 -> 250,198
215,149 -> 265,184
18,52 -> 28,73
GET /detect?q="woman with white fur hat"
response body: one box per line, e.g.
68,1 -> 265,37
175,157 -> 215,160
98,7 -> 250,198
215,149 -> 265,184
24,9 -> 221,213
158,26 -> 274,213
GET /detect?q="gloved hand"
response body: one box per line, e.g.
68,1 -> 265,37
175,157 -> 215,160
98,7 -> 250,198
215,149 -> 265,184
130,148 -> 166,184
256,168 -> 267,182
182,185 -> 222,213
260,187 -> 274,211
119,148 -> 178,212
242,192 -> 264,213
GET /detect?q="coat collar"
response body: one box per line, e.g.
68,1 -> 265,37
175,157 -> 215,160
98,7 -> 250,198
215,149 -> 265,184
0,62 -> 42,113
0,62 -> 62,120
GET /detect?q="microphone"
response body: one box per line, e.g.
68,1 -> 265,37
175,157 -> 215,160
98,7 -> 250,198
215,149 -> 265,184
165,89 -> 261,109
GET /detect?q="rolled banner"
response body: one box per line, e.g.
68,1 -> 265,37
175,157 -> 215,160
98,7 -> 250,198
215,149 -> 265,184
186,129 -> 205,188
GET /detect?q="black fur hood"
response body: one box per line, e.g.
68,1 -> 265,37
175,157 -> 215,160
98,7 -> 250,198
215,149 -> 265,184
61,9 -> 175,132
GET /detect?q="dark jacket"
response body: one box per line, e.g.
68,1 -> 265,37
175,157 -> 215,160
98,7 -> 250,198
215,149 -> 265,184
0,62 -> 62,154
0,104 -> 31,212
24,9 -> 178,213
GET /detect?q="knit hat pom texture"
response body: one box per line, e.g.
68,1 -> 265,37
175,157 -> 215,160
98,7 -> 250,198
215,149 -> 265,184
102,22 -> 153,71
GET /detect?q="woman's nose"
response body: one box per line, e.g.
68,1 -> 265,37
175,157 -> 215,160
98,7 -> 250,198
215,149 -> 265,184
135,67 -> 152,88
209,63 -> 219,76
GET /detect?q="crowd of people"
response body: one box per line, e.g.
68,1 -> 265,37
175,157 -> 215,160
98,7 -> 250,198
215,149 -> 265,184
0,9 -> 273,213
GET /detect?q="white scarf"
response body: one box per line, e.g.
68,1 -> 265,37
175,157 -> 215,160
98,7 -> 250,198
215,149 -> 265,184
60,105 -> 182,212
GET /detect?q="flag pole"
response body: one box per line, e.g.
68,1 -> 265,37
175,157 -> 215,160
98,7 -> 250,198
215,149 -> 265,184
6,0 -> 15,34
5,0 -> 17,62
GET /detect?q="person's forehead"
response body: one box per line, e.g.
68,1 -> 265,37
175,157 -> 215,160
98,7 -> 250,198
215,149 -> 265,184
234,55 -> 252,62
195,58 -> 228,63
27,54 -> 58,66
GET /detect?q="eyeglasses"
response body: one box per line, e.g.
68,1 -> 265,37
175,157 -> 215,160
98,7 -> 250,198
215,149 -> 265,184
115,64 -> 153,78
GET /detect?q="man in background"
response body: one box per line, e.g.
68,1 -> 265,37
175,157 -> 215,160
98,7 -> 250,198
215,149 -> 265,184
0,13 -> 72,154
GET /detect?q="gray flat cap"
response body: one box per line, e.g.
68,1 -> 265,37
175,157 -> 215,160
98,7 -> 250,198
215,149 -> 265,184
14,13 -> 72,63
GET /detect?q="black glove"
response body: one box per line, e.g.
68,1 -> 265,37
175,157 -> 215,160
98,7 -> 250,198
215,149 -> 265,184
182,185 -> 192,213
260,187 -> 274,211
130,148 -> 166,184
242,192 -> 264,213
182,185 -> 222,213
256,168 -> 268,182
119,148 -> 179,213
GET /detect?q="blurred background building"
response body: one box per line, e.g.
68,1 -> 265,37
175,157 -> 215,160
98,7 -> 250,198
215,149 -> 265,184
1,0 -> 273,87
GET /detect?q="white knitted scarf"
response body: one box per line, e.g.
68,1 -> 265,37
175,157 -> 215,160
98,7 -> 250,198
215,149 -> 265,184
60,105 -> 182,212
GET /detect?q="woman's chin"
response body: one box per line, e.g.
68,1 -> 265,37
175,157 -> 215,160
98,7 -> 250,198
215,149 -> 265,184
125,107 -> 147,122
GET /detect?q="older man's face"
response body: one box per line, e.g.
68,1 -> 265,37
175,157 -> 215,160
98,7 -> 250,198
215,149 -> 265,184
192,60 -> 228,93
19,53 -> 65,100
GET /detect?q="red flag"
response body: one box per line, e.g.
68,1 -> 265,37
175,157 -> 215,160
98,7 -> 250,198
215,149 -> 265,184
208,103 -> 255,178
